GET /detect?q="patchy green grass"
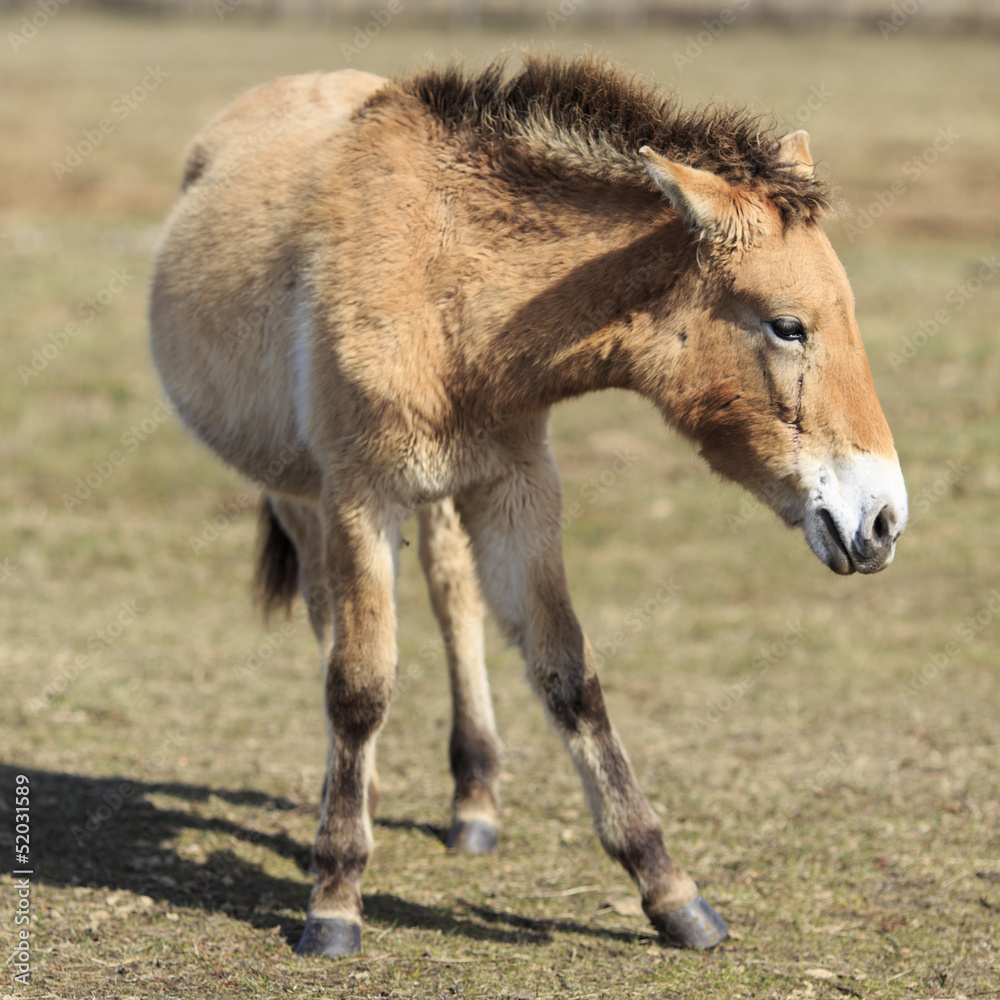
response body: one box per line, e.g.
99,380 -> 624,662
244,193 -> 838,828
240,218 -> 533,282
1,13 -> 998,1000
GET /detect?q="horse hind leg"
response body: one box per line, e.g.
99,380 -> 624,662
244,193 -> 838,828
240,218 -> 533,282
418,498 -> 501,854
260,496 -> 380,839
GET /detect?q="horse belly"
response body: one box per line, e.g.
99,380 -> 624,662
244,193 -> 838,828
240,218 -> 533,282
151,223 -> 319,496
150,70 -> 386,499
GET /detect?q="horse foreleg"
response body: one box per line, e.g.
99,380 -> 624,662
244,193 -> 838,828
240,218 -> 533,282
457,433 -> 728,950
418,498 -> 501,854
296,496 -> 399,959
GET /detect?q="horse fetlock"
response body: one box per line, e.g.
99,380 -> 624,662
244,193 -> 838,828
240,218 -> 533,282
453,776 -> 499,817
450,730 -> 501,784
640,866 -> 701,917
307,872 -> 363,924
311,828 -> 370,885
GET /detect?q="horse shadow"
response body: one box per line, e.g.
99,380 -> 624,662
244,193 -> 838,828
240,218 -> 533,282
2,762 -> 648,951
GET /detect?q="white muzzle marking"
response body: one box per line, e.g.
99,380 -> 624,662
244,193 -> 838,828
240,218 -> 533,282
801,452 -> 908,575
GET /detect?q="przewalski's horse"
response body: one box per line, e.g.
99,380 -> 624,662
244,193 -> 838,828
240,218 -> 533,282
150,56 -> 907,958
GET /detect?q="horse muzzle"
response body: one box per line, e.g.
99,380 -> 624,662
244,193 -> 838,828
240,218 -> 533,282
802,452 -> 908,575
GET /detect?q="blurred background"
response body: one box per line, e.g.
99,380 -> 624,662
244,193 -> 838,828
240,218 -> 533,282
1,3 -> 998,998
3,0 -> 1000,22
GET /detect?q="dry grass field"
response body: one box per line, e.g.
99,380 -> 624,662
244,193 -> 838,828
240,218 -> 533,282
1,11 -> 998,1000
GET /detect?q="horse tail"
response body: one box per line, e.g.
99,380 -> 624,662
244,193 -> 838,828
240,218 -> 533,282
254,498 -> 299,620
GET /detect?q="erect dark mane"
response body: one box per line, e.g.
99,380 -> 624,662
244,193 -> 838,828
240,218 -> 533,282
397,54 -> 831,224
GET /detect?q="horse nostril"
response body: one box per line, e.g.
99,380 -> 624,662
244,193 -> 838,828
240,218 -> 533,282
872,504 -> 895,546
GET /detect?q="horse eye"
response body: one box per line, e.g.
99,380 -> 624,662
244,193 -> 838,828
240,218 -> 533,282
765,316 -> 807,343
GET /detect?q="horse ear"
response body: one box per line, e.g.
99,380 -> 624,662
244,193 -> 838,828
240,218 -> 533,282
638,146 -> 746,237
776,129 -> 814,180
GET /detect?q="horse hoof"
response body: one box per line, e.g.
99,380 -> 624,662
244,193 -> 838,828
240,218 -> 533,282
296,917 -> 362,958
446,819 -> 499,854
650,895 -> 728,950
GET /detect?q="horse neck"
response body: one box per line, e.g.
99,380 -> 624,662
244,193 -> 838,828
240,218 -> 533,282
461,178 -> 692,417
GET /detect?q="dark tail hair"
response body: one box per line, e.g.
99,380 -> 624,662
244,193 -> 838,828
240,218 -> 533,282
254,499 -> 299,620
